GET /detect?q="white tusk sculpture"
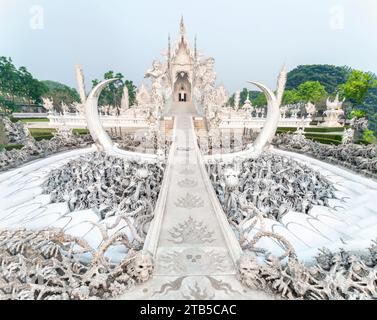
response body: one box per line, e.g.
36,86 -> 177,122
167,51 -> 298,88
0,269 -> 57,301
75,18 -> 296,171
248,66 -> 287,154
84,78 -> 159,161
202,67 -> 287,162
84,78 -> 119,152
75,64 -> 87,104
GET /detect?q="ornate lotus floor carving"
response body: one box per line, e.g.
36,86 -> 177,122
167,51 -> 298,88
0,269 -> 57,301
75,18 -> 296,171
174,193 -> 204,209
177,178 -> 198,188
168,216 -> 215,244
180,166 -> 196,175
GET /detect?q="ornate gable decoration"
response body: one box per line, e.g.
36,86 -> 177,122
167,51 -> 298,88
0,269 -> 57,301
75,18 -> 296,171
171,17 -> 194,65
136,83 -> 151,106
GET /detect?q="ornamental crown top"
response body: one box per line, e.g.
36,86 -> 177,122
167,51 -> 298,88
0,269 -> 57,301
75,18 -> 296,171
326,93 -> 345,110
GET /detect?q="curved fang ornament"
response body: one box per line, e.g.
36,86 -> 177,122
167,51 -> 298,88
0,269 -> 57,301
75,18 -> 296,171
85,78 -> 118,152
248,66 -> 287,153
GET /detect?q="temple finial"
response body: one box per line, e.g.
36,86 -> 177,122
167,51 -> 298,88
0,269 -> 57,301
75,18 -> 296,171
180,16 -> 186,35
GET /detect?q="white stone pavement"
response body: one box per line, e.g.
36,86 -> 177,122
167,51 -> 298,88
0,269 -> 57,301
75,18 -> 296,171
116,102 -> 273,300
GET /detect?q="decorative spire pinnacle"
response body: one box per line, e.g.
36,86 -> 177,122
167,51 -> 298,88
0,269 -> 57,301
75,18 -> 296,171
75,64 -> 87,104
334,93 -> 340,103
276,64 -> 287,105
194,34 -> 197,60
168,34 -> 171,56
326,92 -> 345,110
167,33 -> 171,68
180,16 -> 186,36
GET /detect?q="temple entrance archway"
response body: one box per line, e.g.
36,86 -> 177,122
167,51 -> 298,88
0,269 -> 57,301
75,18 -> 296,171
174,72 -> 191,103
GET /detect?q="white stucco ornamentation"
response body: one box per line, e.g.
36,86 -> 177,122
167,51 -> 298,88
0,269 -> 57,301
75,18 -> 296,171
305,102 -> 316,119
3,16 -> 377,302
42,97 -> 54,113
342,128 -> 355,144
136,83 -> 152,106
320,94 -> 345,127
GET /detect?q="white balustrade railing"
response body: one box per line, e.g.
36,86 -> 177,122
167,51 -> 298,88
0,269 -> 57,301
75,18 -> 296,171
46,113 -> 150,129
219,116 -> 312,129
12,113 -> 48,118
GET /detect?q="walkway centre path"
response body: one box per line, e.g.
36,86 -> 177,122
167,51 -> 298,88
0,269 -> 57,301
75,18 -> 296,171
118,102 -> 272,300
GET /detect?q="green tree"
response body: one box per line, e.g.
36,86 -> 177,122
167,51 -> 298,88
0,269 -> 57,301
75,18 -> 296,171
338,70 -> 377,105
361,129 -> 377,144
124,80 -> 137,106
252,92 -> 267,106
228,93 -> 235,107
92,71 -> 137,111
283,89 -> 300,105
0,57 -> 19,105
233,89 -> 267,107
296,81 -> 328,103
0,56 -> 48,111
239,88 -> 249,106
349,109 -> 366,119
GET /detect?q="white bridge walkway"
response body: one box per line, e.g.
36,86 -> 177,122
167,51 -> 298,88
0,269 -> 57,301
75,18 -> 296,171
118,102 -> 272,300
3,102 -> 377,300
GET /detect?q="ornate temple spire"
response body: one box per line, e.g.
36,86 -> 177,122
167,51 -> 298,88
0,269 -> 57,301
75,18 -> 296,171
245,92 -> 251,104
180,16 -> 186,37
194,34 -> 197,60
168,33 -> 171,65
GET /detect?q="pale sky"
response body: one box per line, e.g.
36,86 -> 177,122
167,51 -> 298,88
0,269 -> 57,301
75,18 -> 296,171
0,0 -> 376,93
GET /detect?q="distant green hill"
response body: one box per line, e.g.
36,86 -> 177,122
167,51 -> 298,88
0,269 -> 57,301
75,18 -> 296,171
41,80 -> 80,106
286,64 -> 351,93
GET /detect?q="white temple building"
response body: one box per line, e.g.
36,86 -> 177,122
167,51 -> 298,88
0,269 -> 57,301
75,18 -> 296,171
36,17 -> 339,132
2,15 -> 377,302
